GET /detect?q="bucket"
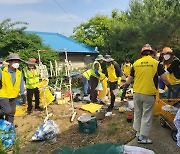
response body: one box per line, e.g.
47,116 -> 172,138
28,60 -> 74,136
126,112 -> 133,123
96,109 -> 105,120
78,116 -> 97,134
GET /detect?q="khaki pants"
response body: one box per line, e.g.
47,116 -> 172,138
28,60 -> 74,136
133,93 -> 155,137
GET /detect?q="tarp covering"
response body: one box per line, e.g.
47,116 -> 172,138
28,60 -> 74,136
14,105 -> 27,117
52,143 -> 155,154
80,103 -> 103,113
52,143 -> 124,154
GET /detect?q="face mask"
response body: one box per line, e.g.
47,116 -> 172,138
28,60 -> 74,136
163,54 -> 171,61
0,64 -> 4,69
12,63 -> 19,69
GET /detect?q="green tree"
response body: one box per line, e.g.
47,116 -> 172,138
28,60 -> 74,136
71,14 -> 112,54
128,0 -> 180,56
72,0 -> 180,61
0,18 -> 58,67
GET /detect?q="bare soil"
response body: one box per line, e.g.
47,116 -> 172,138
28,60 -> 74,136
14,101 -> 135,154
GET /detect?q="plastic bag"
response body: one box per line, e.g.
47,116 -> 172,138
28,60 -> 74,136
174,108 -> 180,147
123,145 -> 155,154
96,82 -> 103,91
127,100 -> 134,110
0,120 -> 16,149
31,120 -> 59,141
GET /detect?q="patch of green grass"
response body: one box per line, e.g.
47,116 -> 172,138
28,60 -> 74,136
0,138 -> 21,154
12,138 -> 21,154
104,123 -> 122,136
0,139 -> 6,154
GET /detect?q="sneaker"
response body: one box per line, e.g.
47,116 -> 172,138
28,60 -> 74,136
138,137 -> 153,144
136,132 -> 140,138
35,107 -> 43,111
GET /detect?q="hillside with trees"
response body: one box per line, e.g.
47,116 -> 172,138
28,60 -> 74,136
71,0 -> 180,63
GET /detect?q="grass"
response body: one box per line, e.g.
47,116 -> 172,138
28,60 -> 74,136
104,122 -> 122,136
0,138 -> 20,154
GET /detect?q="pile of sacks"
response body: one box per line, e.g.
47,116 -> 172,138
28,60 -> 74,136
31,120 -> 59,141
0,119 -> 16,149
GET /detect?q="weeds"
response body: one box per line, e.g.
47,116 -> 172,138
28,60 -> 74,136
0,138 -> 20,154
104,123 -> 122,136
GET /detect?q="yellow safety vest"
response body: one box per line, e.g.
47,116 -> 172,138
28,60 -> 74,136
83,69 -> 92,80
24,66 -> 39,89
99,72 -> 106,81
165,58 -> 180,85
107,63 -> 121,84
122,63 -> 132,76
0,67 -> 21,98
133,56 -> 159,95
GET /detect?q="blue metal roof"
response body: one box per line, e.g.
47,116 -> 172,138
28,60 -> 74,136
25,31 -> 98,54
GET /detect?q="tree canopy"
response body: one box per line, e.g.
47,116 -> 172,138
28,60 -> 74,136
0,18 -> 58,67
71,0 -> 180,63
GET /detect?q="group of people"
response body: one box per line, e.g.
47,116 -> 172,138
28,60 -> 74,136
0,45 -> 179,145
82,44 -> 180,144
0,53 -> 48,124
82,54 -> 122,111
121,44 -> 180,144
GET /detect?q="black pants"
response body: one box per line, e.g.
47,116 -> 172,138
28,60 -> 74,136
0,98 -> 17,123
90,76 -> 98,102
109,81 -> 118,108
27,87 -> 40,111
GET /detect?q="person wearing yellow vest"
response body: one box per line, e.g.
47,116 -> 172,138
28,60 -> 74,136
121,44 -> 172,144
82,69 -> 92,97
0,53 -> 25,123
122,58 -> 132,77
90,54 -> 104,103
23,58 -> 42,115
161,47 -> 180,98
106,56 -> 122,111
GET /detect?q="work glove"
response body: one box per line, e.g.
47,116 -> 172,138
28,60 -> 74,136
121,83 -> 130,101
21,94 -> 26,104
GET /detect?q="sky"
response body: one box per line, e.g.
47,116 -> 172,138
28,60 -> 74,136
0,0 -> 130,36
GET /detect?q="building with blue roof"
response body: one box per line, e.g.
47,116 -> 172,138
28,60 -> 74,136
26,31 -> 98,68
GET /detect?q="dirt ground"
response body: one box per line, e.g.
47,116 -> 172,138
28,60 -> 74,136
13,100 -> 135,154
